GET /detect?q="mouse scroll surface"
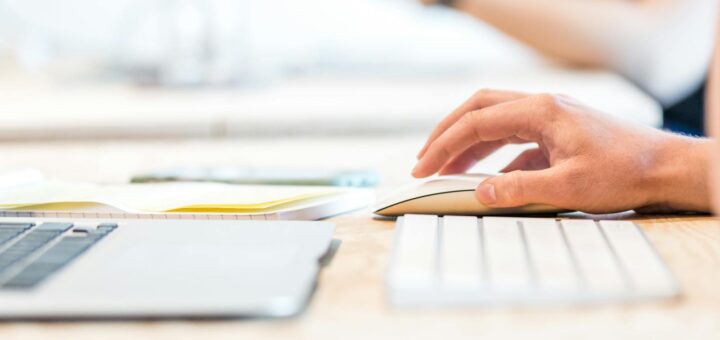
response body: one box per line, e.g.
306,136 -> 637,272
373,174 -> 567,217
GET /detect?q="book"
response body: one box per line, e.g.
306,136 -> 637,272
0,180 -> 374,220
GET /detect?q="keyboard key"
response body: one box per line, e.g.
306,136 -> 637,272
0,223 -> 34,230
519,218 -> 579,292
387,215 -> 680,307
3,241 -> 89,288
0,229 -> 64,273
440,216 -> 482,291
0,230 -> 24,246
560,220 -> 627,295
389,214 -> 438,291
97,223 -> 118,230
36,223 -> 74,232
599,221 -> 678,295
2,275 -> 44,288
95,223 -> 118,235
2,228 -> 115,289
483,217 -> 531,293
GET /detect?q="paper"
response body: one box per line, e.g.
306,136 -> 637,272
0,180 -> 347,213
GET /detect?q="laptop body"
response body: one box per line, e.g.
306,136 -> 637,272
0,217 -> 334,319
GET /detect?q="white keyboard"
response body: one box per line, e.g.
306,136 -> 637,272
387,215 -> 680,307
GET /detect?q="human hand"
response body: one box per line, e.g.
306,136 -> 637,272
413,89 -> 711,214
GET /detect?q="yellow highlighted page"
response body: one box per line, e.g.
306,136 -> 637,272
0,180 -> 346,213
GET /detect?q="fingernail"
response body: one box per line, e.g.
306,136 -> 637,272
477,184 -> 496,204
411,164 -> 422,177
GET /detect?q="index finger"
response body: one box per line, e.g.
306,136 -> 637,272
413,94 -> 558,178
417,89 -> 527,159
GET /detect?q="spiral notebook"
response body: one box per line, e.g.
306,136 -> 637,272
0,178 -> 374,221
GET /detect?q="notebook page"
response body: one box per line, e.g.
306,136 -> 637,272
0,180 -> 346,213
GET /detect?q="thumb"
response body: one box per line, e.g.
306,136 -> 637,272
476,169 -> 558,208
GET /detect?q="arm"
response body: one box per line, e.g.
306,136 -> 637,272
425,0 -> 716,105
708,22 -> 720,213
414,89 -> 712,213
447,0 -> 660,66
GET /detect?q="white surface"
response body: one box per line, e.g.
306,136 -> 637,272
440,215 -> 483,291
388,214 -> 438,291
483,217 -> 530,293
0,169 -> 44,191
0,63 -> 661,140
519,217 -> 577,292
374,174 -> 489,212
561,219 -> 626,295
387,215 -> 680,307
0,0 -> 534,85
0,217 -> 335,318
599,220 -> 677,295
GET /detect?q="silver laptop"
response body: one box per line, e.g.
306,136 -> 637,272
0,217 -> 334,319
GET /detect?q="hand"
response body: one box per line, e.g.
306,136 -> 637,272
413,89 -> 711,213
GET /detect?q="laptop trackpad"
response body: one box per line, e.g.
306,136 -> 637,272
41,222 -> 325,305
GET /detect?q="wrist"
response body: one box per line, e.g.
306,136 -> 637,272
641,134 -> 712,213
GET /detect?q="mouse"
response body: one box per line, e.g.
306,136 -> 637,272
373,173 -> 569,217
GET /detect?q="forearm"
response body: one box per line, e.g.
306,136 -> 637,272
448,0 -> 716,104
452,0 -> 660,66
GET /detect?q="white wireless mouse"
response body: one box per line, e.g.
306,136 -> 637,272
373,174 -> 568,217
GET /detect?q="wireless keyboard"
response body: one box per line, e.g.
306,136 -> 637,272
387,215 -> 680,307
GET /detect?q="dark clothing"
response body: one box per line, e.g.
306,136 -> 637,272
663,82 -> 706,136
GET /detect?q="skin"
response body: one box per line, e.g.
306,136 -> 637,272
420,0 -> 715,106
419,0 -> 712,68
413,11 -> 720,214
426,0 -> 698,65
412,89 -> 713,214
709,28 -> 720,213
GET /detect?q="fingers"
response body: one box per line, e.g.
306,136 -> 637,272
416,89 -> 526,159
500,148 -> 550,173
475,168 -> 563,208
413,94 -> 559,178
438,140 -> 505,175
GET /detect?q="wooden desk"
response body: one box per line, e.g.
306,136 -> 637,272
0,136 -> 718,340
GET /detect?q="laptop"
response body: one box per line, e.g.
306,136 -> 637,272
0,217 -> 335,319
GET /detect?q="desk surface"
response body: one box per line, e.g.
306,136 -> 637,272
0,136 -> 718,340
0,62 -> 660,140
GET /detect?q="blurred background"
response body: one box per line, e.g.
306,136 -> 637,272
0,0 -> 714,140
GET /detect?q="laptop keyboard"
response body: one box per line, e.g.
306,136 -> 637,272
0,222 -> 117,289
387,215 -> 680,307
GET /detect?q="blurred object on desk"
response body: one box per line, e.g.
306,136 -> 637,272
0,0 -> 536,86
0,0 -> 661,140
0,63 -> 660,140
0,179 -> 375,220
131,166 -> 381,187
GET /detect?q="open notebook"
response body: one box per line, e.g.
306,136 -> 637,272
0,180 -> 374,220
